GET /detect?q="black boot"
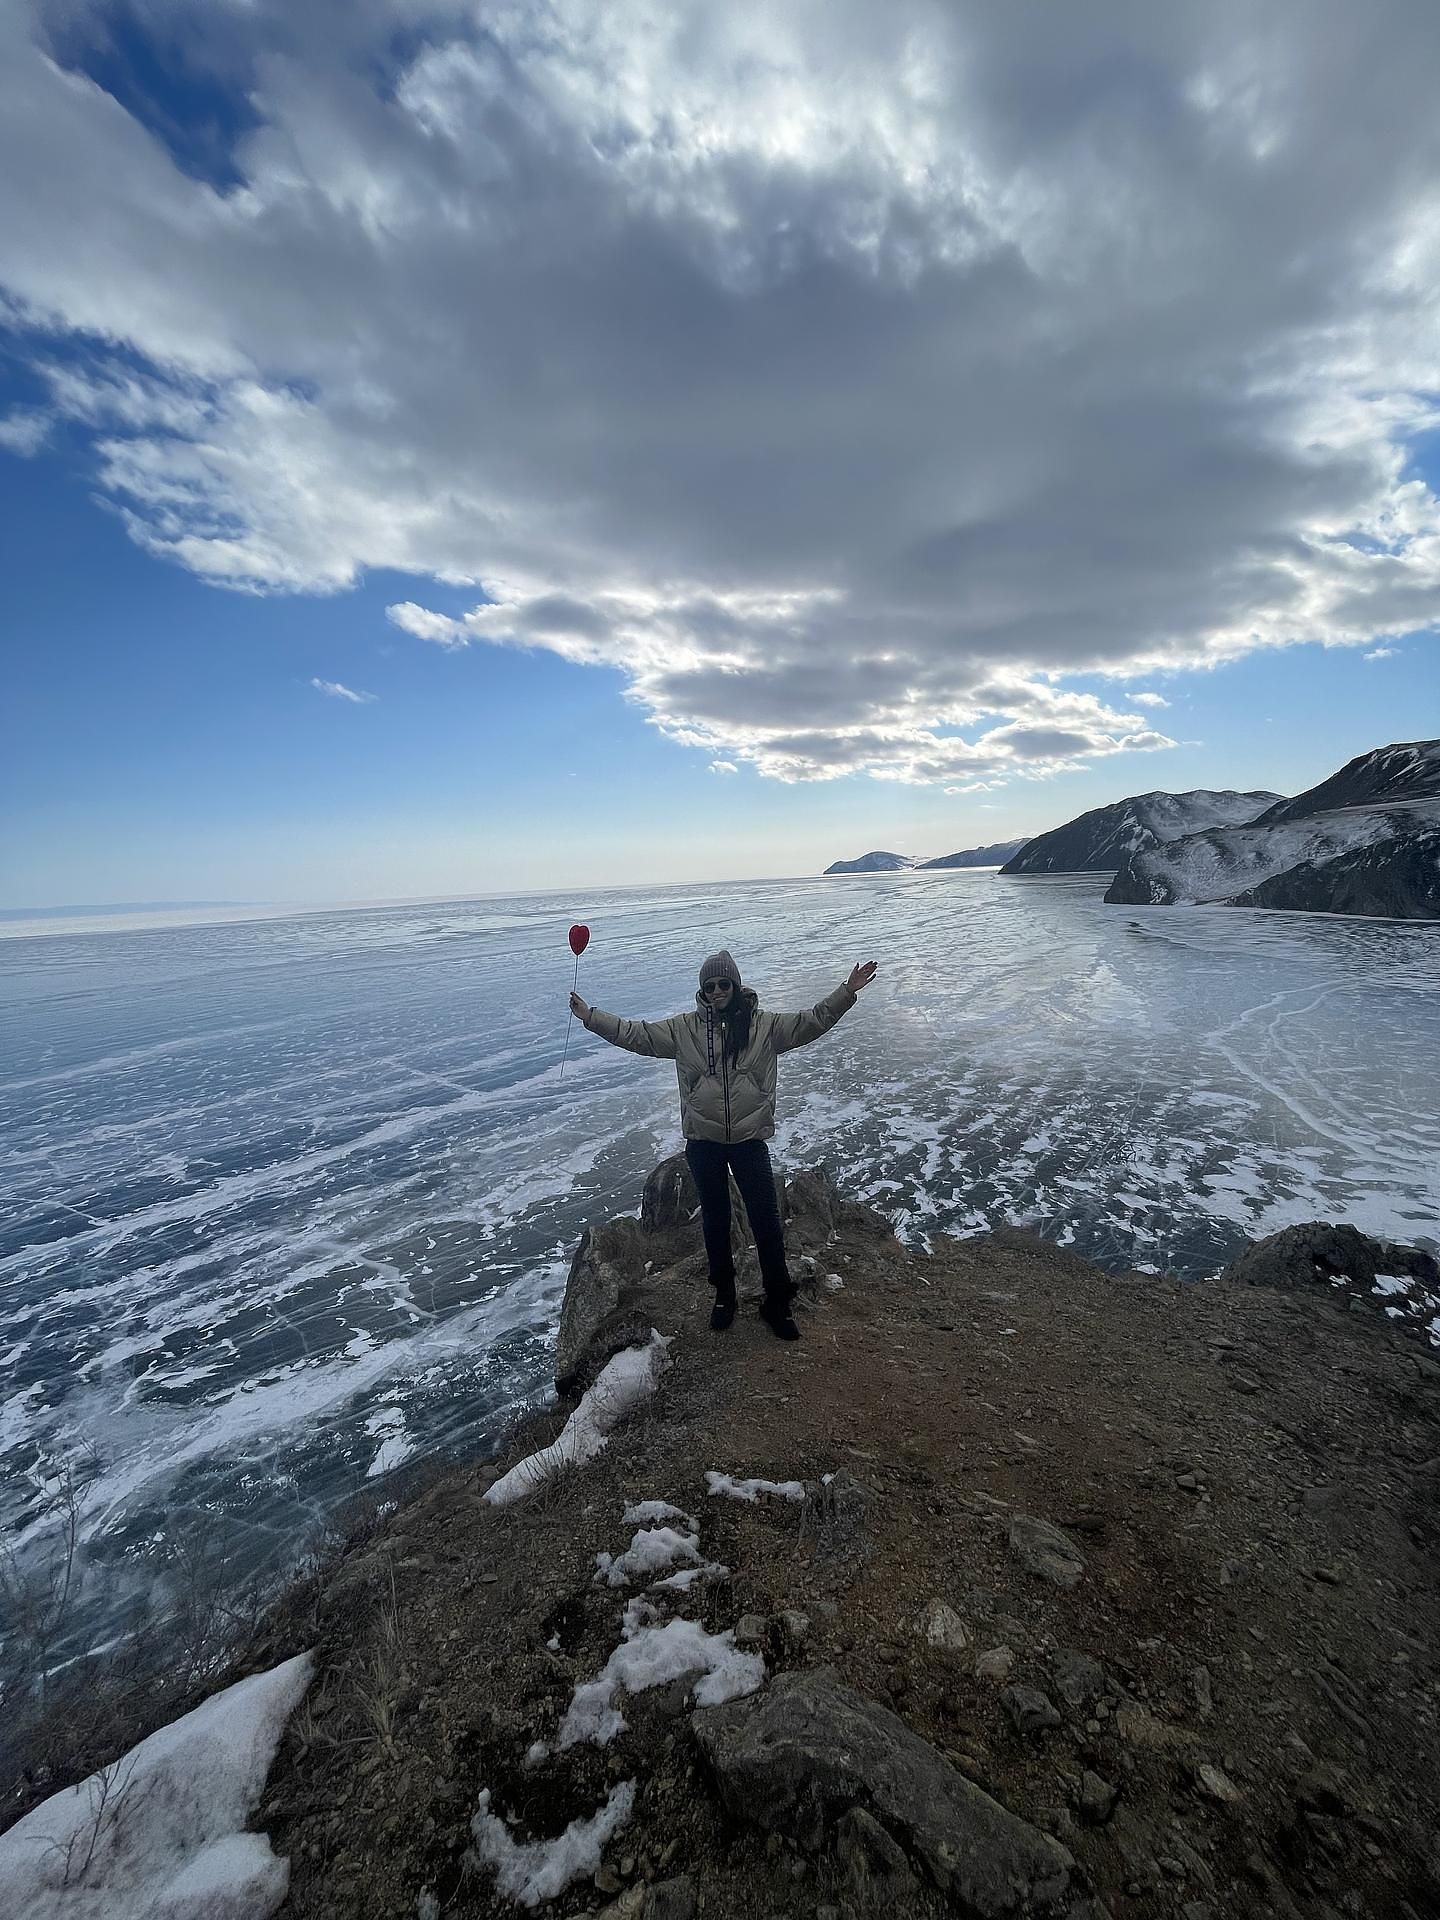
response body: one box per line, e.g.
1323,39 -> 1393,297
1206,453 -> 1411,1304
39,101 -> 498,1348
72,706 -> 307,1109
758,1291 -> 800,1340
710,1277 -> 737,1332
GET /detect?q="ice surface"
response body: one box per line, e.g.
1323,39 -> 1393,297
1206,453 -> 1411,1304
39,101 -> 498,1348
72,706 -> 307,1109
3,874 -> 1436,1663
0,1651 -> 312,1920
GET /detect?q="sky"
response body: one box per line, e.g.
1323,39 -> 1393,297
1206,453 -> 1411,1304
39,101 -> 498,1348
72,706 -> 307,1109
2,0 -> 1438,908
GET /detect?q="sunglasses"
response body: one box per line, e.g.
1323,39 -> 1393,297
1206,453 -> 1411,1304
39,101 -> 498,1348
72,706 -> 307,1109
703,978 -> 734,994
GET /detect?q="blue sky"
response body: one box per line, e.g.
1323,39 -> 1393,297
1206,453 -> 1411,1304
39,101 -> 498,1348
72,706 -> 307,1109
3,1 -> 1438,907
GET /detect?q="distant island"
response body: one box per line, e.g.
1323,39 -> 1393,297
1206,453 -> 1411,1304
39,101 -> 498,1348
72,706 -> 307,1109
824,839 -> 1027,875
823,850 -> 917,874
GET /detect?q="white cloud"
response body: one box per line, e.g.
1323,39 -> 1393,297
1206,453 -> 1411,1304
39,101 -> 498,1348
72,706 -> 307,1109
1129,691 -> 1170,708
311,677 -> 376,704
1363,646 -> 1396,661
3,0 -> 1440,789
0,406 -> 51,455
708,760 -> 738,774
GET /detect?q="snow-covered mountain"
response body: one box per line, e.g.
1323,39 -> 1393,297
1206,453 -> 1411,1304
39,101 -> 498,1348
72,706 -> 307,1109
998,789 -> 1281,875
1230,820 -> 1440,917
823,850 -> 916,874
1105,741 -> 1440,919
1251,739 -> 1440,825
916,839 -> 1029,869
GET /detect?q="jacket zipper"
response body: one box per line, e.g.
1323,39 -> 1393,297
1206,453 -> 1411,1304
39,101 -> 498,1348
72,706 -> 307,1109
708,1007 -> 732,1141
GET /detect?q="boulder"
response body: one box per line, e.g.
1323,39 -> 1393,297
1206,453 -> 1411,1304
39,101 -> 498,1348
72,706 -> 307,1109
1219,1223 -> 1440,1347
553,1216 -> 650,1395
640,1149 -> 784,1264
784,1167 -> 841,1252
1219,1221 -> 1437,1295
691,1666 -> 1072,1914
640,1154 -> 701,1234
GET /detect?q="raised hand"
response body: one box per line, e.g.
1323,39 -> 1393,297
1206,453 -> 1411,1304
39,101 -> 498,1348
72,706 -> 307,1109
569,990 -> 590,1019
846,961 -> 878,993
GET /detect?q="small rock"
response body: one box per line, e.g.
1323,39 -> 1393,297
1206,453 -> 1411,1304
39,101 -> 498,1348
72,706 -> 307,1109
1191,1666 -> 1213,1718
974,1647 -> 1016,1684
1176,1473 -> 1200,1491
1001,1685 -> 1061,1736
919,1600 -> 970,1654
1008,1514 -> 1086,1589
1295,1765 -> 1353,1817
1052,1648 -> 1106,1710
1193,1761 -> 1242,1805
734,1613 -> 769,1648
779,1610 -> 811,1650
594,1863 -> 623,1894
1079,1771 -> 1118,1825
1115,1706 -> 1195,1752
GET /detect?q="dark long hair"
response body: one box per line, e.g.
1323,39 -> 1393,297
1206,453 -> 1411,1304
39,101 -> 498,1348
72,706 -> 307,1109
718,990 -> 754,1065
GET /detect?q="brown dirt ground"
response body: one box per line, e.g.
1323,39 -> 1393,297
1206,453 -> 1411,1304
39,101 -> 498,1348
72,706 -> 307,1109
233,1207 -> 1440,1920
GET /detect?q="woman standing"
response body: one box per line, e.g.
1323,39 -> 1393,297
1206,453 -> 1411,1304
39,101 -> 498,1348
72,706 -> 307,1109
570,949 -> 878,1340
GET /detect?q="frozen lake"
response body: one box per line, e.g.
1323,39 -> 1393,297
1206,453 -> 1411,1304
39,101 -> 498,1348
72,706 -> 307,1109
2,871 -> 1437,1653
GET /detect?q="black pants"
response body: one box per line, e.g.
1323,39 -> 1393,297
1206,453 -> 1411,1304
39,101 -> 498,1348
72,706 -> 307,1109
685,1138 -> 793,1303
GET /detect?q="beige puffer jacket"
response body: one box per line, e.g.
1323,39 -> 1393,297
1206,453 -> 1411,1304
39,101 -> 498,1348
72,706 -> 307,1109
583,983 -> 857,1143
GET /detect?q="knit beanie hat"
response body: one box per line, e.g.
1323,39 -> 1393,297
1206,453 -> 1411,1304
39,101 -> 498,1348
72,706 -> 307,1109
698,949 -> 742,990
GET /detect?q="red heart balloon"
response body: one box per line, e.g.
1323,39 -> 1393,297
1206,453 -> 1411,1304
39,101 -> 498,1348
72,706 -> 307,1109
568,923 -> 591,956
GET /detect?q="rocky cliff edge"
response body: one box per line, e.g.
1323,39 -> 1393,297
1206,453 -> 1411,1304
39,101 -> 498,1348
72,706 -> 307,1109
42,1168 -> 1440,1920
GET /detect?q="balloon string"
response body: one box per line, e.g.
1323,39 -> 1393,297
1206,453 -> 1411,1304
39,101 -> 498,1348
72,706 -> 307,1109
560,953 -> 580,1080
